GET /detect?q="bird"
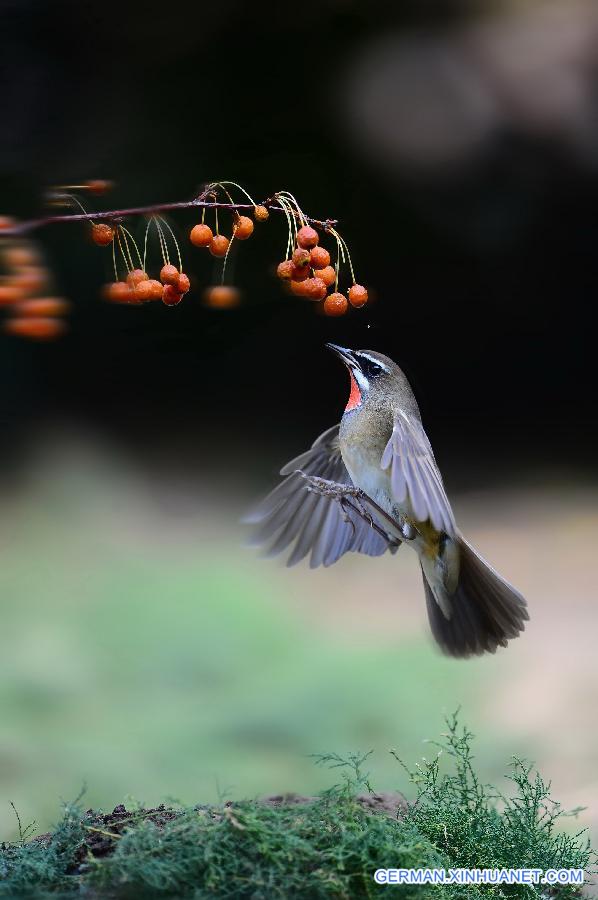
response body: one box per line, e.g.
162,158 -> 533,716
246,344 -> 528,658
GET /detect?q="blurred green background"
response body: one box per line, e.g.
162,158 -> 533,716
1,433 -> 596,847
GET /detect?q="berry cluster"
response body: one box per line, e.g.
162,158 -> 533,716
187,183 -> 270,308
273,193 -> 368,316
0,218 -> 69,340
0,180 -> 371,337
96,216 -> 192,308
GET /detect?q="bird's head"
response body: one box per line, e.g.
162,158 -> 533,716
325,344 -> 407,413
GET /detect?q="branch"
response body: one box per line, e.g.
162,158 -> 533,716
0,190 -> 339,239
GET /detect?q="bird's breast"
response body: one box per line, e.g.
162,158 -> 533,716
339,407 -> 395,515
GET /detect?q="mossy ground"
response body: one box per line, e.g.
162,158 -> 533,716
1,716 -> 594,898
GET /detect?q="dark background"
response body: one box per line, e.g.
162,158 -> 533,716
1,0 -> 597,487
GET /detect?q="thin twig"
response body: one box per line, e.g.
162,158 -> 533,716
0,191 -> 338,239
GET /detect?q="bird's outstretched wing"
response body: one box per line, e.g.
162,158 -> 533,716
246,424 -> 393,568
380,411 -> 456,536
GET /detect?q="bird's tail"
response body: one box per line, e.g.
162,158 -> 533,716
421,536 -> 528,658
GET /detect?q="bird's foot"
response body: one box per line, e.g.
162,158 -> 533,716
299,474 -> 361,502
296,471 -> 414,546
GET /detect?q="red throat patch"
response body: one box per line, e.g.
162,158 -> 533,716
345,369 -> 362,411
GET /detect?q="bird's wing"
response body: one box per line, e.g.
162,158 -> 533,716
380,411 -> 456,536
246,424 -> 393,568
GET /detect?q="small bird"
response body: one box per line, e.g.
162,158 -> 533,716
247,345 -> 528,657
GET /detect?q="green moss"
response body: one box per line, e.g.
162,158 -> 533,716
1,716 -> 594,898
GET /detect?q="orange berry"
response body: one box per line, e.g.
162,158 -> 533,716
147,279 -> 164,300
0,282 -> 24,305
309,247 -> 330,269
91,222 -> 115,246
254,205 -> 269,222
14,266 -> 48,297
4,245 -> 40,269
4,316 -> 66,340
209,235 -> 230,257
126,269 -> 148,287
203,285 -> 241,308
86,179 -> 113,195
233,215 -> 254,240
162,284 -> 183,306
296,225 -> 319,249
291,263 -> 310,281
324,292 -> 348,316
103,281 -> 132,303
348,284 -> 368,308
302,277 -> 327,301
16,297 -> 70,317
132,280 -> 155,302
309,246 -> 330,269
0,217 -> 15,230
314,265 -> 336,287
177,273 -> 190,294
160,264 -> 180,285
292,247 -> 310,268
276,260 -> 294,280
289,279 -> 310,297
189,223 -> 213,247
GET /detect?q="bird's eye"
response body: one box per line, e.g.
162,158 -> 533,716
358,356 -> 384,378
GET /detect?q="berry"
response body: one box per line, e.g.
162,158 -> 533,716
91,223 -> 115,246
296,225 -> 318,249
0,282 -> 24,305
289,280 -> 309,297
233,215 -> 254,240
14,266 -> 48,297
276,260 -> 294,280
324,292 -> 348,316
309,246 -> 330,269
147,279 -> 164,300
4,317 -> 66,340
291,263 -> 310,281
132,280 -> 155,302
103,281 -> 132,303
209,235 -> 230,257
126,269 -> 148,287
86,179 -> 113,195
4,246 -> 40,269
17,297 -> 70,317
160,264 -> 180,285
177,273 -> 190,294
292,247 -> 310,268
203,285 -> 241,308
314,265 -> 336,287
348,284 -> 368,308
302,277 -> 327,301
190,223 -> 213,247
254,205 -> 269,222
162,284 -> 183,306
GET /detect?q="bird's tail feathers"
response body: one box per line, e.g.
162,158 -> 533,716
422,536 -> 528,658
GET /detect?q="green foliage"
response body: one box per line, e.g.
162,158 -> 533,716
397,713 -> 594,898
0,716 -> 594,899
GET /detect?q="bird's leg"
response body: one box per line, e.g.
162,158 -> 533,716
296,472 -> 417,544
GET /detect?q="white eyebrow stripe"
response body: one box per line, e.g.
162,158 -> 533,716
357,352 -> 390,373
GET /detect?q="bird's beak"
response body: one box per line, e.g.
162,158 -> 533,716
325,343 -> 359,369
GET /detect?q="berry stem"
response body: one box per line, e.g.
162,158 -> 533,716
112,232 -> 118,282
330,227 -> 356,285
158,216 -> 182,274
120,226 -> 143,270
